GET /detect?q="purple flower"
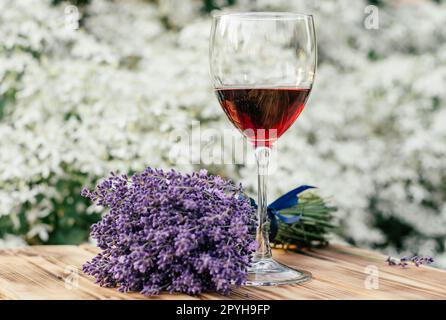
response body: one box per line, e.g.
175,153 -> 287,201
82,167 -> 256,295
386,254 -> 434,268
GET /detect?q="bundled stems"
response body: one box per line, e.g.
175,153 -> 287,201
272,192 -> 337,249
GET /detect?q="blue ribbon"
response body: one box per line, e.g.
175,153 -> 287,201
250,185 -> 315,241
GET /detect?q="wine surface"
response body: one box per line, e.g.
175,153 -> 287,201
215,88 -> 311,147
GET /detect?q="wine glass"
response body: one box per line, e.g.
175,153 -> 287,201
210,12 -> 316,285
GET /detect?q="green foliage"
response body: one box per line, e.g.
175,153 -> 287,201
51,0 -> 90,6
42,175 -> 101,245
0,170 -> 101,245
201,0 -> 236,13
367,0 -> 383,6
0,66 -> 23,120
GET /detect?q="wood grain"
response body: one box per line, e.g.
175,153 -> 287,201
0,244 -> 444,300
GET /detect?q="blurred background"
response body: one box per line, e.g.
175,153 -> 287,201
1,0 -> 446,268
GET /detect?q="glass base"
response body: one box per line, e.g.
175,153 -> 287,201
245,258 -> 312,286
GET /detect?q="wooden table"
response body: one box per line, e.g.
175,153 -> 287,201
0,244 -> 444,300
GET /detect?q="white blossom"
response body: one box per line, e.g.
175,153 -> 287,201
0,0 -> 445,267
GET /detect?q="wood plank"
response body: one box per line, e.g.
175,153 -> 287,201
0,244 -> 444,300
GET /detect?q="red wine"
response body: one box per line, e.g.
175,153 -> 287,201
215,87 -> 311,147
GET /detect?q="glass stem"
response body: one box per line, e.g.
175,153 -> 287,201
254,146 -> 272,260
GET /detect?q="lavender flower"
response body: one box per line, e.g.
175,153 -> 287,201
81,168 -> 256,295
386,255 -> 434,268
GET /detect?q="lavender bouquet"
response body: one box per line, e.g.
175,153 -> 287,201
81,168 -> 256,295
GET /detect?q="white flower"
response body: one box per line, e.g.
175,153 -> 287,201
1,0 -> 446,267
